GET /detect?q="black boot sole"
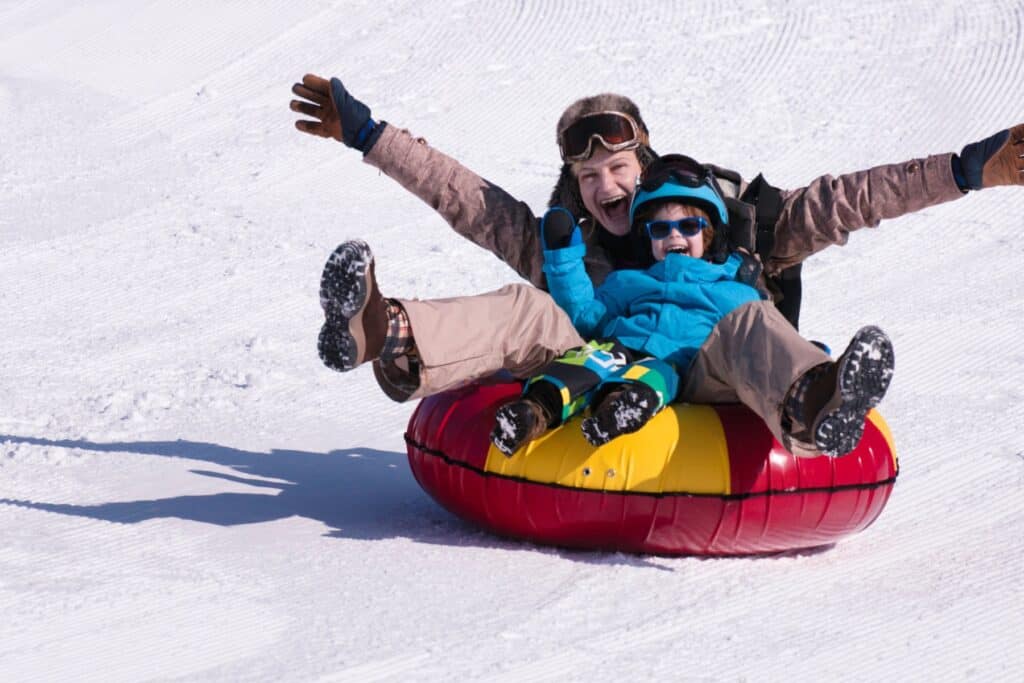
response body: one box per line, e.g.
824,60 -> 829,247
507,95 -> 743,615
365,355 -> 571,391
491,402 -> 542,457
318,240 -> 373,372
814,326 -> 895,457
581,385 -> 660,447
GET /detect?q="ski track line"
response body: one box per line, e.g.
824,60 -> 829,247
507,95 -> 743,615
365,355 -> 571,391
882,461 -> 1021,561
477,573 -> 754,683
909,3 -> 1003,148
343,560 -> 665,681
342,0 -> 583,153
791,555 -> 1024,678
0,523 -> 254,633
912,3 -> 968,145
751,2 -> 1023,183
91,1 -> 355,139
315,561 -> 595,682
6,601 -> 281,682
421,560 -> 606,680
838,3 -> 931,140
961,8 -> 1003,134
105,0 -> 454,141
949,1 -> 1024,137
2,478 -> 601,680
473,521 -> 1014,681
734,2 -> 808,104
917,0 -> 1020,151
0,219 -> 320,367
479,564 -> 794,682
698,539 -> 1022,678
986,1 -> 1024,127
316,651 -> 433,683
362,1 -> 802,158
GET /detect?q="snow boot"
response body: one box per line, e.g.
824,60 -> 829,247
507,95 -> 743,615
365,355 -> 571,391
784,326 -> 895,457
580,383 -> 661,446
318,240 -> 388,372
491,399 -> 551,457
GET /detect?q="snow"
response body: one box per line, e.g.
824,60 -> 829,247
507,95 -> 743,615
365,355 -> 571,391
2,1 -> 1023,679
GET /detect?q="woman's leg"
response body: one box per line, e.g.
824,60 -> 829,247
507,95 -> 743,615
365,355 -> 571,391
319,240 -> 587,402
682,300 -> 893,457
681,300 -> 830,456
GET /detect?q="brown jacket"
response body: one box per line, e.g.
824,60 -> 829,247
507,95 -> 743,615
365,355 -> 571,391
365,124 -> 964,284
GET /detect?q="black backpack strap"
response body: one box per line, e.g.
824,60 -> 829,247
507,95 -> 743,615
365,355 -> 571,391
740,174 -> 803,329
721,197 -> 755,255
773,262 -> 803,330
741,173 -> 784,258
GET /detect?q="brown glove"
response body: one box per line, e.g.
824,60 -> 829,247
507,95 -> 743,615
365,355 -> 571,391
958,123 -> 1024,189
290,73 -> 384,154
290,74 -> 341,141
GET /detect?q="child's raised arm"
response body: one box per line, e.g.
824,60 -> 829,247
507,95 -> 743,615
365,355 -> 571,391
540,209 -> 619,337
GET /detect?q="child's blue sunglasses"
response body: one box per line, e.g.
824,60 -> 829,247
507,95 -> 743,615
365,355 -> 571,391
645,216 -> 708,240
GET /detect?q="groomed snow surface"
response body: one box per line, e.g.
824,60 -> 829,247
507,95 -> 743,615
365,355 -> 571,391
2,1 -> 1023,680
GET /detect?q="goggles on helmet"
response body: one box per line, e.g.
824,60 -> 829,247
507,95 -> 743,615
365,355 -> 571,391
638,154 -> 710,192
645,216 -> 709,240
629,154 -> 730,227
559,111 -> 642,162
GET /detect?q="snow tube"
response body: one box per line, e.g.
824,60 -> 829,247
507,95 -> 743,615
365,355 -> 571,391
405,380 -> 898,556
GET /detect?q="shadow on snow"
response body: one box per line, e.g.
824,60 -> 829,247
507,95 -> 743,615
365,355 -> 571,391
0,434 -> 444,539
0,433 -> 677,568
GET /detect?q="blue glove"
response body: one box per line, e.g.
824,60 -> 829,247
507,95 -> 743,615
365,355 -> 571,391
954,124 -> 1024,191
540,207 -> 583,251
329,78 -> 384,153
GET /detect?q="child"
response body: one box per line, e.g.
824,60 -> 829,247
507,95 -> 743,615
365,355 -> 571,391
491,154 -> 895,459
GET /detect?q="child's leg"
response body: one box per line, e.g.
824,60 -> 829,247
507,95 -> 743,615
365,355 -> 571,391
522,339 -> 635,424
580,357 -> 679,446
490,340 -> 632,456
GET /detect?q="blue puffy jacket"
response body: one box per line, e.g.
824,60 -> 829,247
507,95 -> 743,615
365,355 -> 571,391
543,244 -> 763,370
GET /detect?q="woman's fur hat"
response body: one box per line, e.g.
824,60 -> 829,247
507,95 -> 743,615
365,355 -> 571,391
547,93 -> 657,224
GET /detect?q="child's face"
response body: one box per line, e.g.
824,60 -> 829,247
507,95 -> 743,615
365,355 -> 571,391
649,203 -> 707,261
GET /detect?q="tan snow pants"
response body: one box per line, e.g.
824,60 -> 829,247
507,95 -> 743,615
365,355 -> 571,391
373,286 -> 828,454
680,300 -> 830,456
372,284 -> 585,401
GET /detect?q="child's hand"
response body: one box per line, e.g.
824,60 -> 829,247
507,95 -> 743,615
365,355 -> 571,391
540,207 -> 582,250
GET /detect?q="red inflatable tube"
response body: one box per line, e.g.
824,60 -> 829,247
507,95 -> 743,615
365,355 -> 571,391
405,381 -> 898,556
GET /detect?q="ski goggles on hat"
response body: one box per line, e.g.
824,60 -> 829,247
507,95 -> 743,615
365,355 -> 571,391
559,111 -> 643,162
645,216 -> 709,240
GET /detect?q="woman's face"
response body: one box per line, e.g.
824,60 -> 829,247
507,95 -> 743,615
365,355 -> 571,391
575,147 -> 643,236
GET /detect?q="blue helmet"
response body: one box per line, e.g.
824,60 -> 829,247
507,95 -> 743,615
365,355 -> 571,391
629,154 -> 729,229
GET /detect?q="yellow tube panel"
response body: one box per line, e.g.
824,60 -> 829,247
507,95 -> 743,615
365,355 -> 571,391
484,404 -> 732,495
